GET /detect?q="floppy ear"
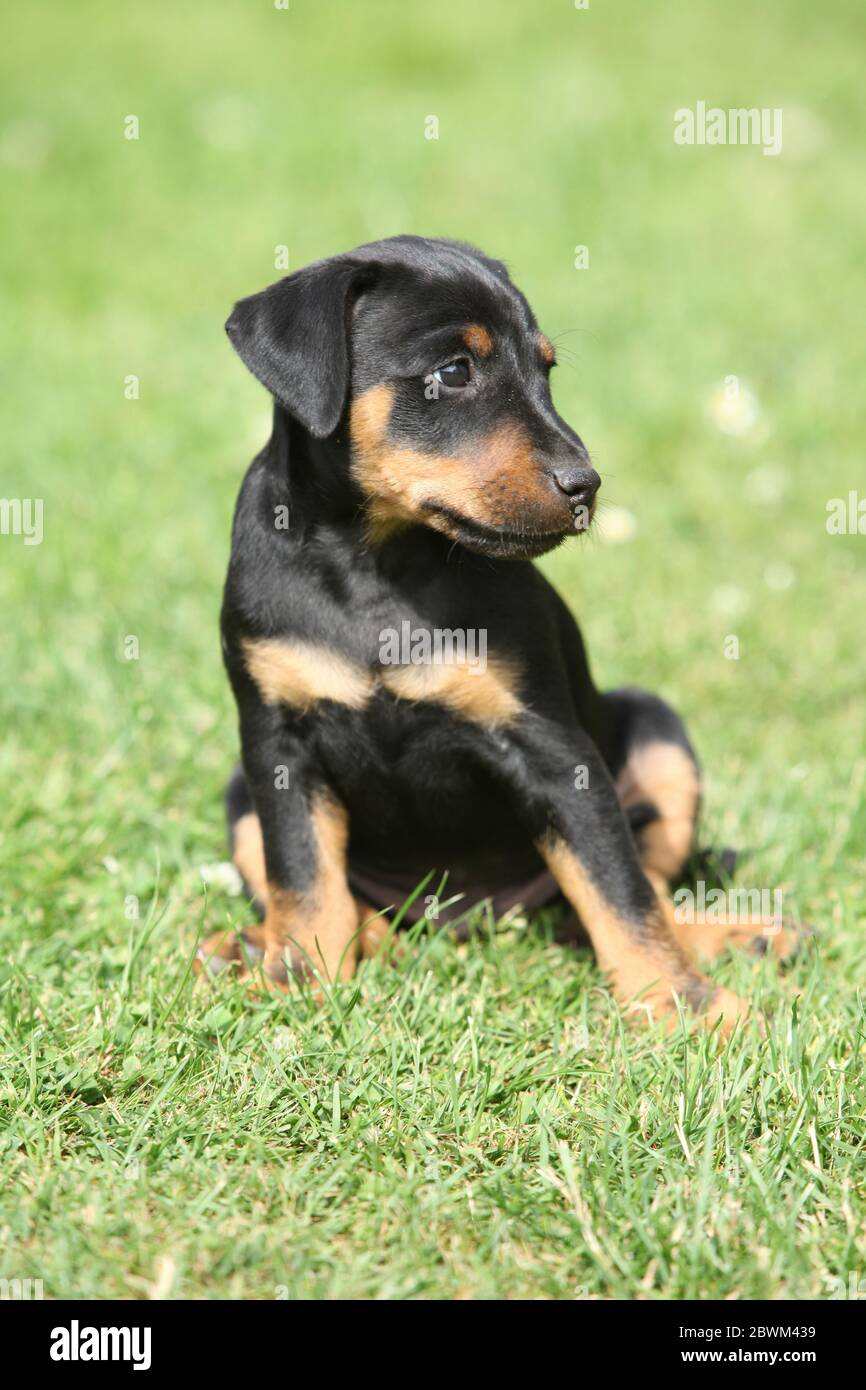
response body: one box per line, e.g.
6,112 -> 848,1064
225,257 -> 374,438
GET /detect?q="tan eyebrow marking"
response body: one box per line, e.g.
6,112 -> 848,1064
538,334 -> 556,365
463,324 -> 493,358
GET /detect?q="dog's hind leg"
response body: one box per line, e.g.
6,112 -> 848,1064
606,688 -> 700,891
605,687 -> 801,964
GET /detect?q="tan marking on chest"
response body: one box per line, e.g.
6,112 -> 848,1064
242,637 -> 375,712
382,655 -> 522,726
242,635 -> 523,727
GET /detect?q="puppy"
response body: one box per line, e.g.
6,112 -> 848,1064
198,236 -> 796,1032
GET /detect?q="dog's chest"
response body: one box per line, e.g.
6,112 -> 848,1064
312,684 -> 531,868
243,627 -> 523,733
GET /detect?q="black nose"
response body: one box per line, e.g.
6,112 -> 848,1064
551,461 -> 601,508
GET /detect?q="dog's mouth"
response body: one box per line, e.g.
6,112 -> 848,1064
423,501 -> 592,559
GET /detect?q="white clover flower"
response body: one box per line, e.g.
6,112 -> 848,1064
199,862 -> 244,896
707,379 -> 760,438
711,584 -> 749,616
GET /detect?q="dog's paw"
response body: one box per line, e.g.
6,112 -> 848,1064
700,985 -> 757,1037
620,970 -> 754,1040
194,928 -> 266,979
746,917 -> 812,963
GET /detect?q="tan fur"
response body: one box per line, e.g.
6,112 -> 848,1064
262,794 -> 358,984
242,636 -> 374,712
538,333 -> 556,365
197,847 -> 398,978
232,812 -> 268,903
242,633 -> 523,730
349,383 -> 566,543
463,324 -> 493,358
617,741 -> 699,882
382,656 -> 522,727
658,890 -> 797,962
538,834 -> 748,1034
615,741 -> 797,965
354,898 -> 403,960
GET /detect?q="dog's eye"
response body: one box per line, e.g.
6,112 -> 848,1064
433,358 -> 472,389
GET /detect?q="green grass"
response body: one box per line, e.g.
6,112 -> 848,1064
1,0 -> 864,1300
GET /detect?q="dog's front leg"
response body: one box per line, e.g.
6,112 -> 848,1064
238,698 -> 358,989
493,727 -> 750,1034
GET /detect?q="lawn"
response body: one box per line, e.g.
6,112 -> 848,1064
1,0 -> 864,1300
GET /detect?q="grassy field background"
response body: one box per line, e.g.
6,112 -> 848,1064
1,0 -> 864,1299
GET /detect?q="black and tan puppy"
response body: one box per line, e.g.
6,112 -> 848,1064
199,235 -> 795,1033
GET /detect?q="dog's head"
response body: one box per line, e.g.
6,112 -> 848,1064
226,236 -> 599,559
